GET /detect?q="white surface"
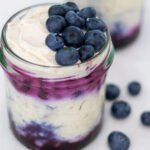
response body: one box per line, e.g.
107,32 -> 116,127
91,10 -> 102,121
0,0 -> 150,150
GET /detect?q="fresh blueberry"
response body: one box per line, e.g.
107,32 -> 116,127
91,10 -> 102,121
86,18 -> 107,31
48,5 -> 66,16
128,81 -> 141,96
106,84 -> 120,100
56,47 -> 79,66
85,30 -> 106,52
46,15 -> 66,33
46,34 -> 64,51
63,2 -> 79,12
111,101 -> 131,119
78,7 -> 96,19
108,131 -> 130,150
63,26 -> 84,47
65,11 -> 85,28
79,45 -> 95,62
141,112 -> 150,126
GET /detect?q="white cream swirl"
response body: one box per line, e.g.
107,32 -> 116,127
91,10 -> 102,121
6,6 -> 59,66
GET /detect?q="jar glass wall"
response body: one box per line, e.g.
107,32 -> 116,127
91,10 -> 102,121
0,4 -> 114,150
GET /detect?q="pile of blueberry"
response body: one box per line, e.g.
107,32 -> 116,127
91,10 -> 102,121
106,81 -> 150,150
45,2 -> 107,66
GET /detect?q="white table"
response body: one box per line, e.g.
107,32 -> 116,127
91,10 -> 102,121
0,0 -> 150,149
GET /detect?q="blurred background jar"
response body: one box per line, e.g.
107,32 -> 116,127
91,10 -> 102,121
72,0 -> 143,48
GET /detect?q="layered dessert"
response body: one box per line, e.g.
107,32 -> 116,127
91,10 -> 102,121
1,2 -> 113,150
73,0 -> 143,48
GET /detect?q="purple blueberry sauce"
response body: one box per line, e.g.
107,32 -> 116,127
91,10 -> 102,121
9,113 -> 103,150
111,25 -> 141,48
7,62 -> 107,101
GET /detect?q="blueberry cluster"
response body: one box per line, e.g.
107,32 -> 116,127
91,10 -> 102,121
106,82 -> 142,120
105,83 -> 132,150
106,84 -> 120,100
45,2 -> 107,66
105,81 -> 150,149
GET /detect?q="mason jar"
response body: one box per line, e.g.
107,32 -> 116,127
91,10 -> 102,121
72,0 -> 143,48
0,4 -> 114,150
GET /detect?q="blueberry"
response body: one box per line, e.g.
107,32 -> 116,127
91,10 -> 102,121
63,26 -> 84,47
141,112 -> 150,126
79,45 -> 95,62
63,2 -> 79,12
65,11 -> 85,28
128,81 -> 141,96
108,131 -> 130,150
111,101 -> 131,119
86,18 -> 107,31
106,84 -> 120,100
46,15 -> 66,33
85,30 -> 106,52
78,7 -> 96,19
48,5 -> 66,16
55,47 -> 79,66
46,34 -> 64,51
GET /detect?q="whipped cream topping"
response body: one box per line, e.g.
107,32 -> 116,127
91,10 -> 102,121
6,6 -> 60,66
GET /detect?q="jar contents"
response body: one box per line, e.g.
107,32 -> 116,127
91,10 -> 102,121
2,2 -> 114,150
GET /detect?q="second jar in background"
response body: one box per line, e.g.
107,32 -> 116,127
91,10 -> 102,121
73,0 -> 143,48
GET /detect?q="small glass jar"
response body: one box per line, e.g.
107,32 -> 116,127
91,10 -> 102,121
0,4 -> 114,150
73,0 -> 143,48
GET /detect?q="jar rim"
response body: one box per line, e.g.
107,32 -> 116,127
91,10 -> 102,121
1,3 -> 110,69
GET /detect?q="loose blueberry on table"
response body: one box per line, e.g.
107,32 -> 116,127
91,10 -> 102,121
141,111 -> 150,126
106,84 -> 120,101
111,101 -> 131,119
46,2 -> 107,66
128,81 -> 141,96
108,131 -> 130,150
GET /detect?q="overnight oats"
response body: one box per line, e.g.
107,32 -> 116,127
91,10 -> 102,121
0,2 -> 114,150
73,0 -> 143,48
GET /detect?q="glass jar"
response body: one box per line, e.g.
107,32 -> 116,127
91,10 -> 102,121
0,4 -> 114,150
73,0 -> 143,48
